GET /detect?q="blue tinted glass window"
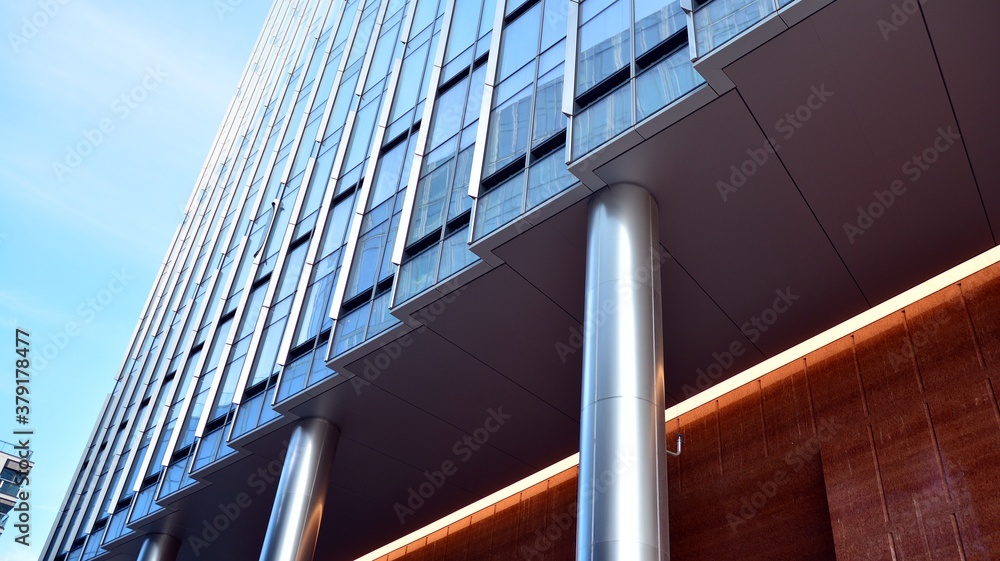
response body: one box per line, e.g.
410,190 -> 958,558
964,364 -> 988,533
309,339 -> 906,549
540,0 -> 568,51
635,0 -> 685,55
532,65 -> 565,145
370,141 -> 408,208
576,0 -> 631,93
429,79 -> 470,148
409,156 -> 453,243
497,3 -> 541,81
445,0 -> 481,61
484,85 -> 532,176
345,219 -> 389,298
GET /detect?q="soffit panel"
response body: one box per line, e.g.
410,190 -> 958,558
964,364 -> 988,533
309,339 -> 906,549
595,92 -> 869,357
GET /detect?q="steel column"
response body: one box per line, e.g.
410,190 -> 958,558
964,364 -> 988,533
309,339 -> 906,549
259,418 -> 340,561
137,534 -> 180,561
577,184 -> 669,561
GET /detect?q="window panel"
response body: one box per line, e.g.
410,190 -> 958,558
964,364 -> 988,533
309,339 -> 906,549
238,285 -> 268,340
474,171 -> 524,240
576,0 -> 631,94
527,147 -> 575,208
635,0 -> 685,55
428,79 -> 470,149
204,318 -> 232,375
636,47 -> 704,120
447,147 -> 475,221
398,135 -> 417,189
295,270 -> 335,345
329,70 -> 361,134
391,42 -> 430,121
445,0 -> 480,62
494,61 -> 534,106
464,64 -> 488,127
540,0 -> 568,51
409,156 -> 453,243
572,81 -> 632,156
369,141 -> 408,209
276,241 -> 309,301
505,0 -> 530,17
334,1 -> 360,48
396,243 -> 440,302
377,212 -> 401,283
332,301 -> 370,355
277,352 -> 310,402
479,0 -> 497,37
306,341 -> 334,386
345,219 -> 389,298
344,96 -> 381,171
386,0 -> 407,19
483,85 -> 532,176
366,292 -> 396,337
209,360 -> 241,420
177,374 -> 211,449
411,0 -> 439,37
250,313 -> 288,386
532,65 -> 565,145
320,192 -> 357,259
497,3 -> 541,81
347,10 -> 378,68
438,226 -> 475,279
367,22 -> 401,91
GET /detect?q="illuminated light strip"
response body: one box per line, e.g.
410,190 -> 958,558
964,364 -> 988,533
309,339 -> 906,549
353,244 -> 1000,560
353,454 -> 581,561
665,243 -> 1000,421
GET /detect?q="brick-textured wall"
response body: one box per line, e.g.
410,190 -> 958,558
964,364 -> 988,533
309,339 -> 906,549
371,264 -> 1000,560
375,470 -> 579,561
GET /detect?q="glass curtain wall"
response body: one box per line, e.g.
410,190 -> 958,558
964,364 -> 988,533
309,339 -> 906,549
471,0 -> 577,242
571,0 -> 703,159
392,0 -> 495,305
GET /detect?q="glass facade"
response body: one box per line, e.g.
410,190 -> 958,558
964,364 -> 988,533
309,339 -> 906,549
471,0 -> 578,241
392,0 -> 492,304
570,0 -> 704,160
41,1 -> 730,559
692,0 -> 794,57
330,0 -> 447,351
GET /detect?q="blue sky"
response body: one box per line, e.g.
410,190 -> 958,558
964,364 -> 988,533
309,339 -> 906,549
0,2 -> 272,558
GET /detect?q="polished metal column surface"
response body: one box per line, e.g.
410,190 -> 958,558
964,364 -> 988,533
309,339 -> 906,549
259,418 -> 340,561
137,534 -> 180,561
578,184 -> 669,561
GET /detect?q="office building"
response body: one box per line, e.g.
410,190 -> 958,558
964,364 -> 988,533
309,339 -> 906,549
43,0 -> 1000,559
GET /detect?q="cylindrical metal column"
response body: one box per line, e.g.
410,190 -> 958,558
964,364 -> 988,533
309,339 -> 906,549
259,418 -> 339,561
577,184 -> 669,561
137,534 -> 180,561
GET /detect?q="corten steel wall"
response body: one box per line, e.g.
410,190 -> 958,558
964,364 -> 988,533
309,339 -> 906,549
366,263 -> 1000,561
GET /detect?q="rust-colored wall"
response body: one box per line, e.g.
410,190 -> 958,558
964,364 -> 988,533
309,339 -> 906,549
372,264 -> 1000,560
377,470 -> 579,561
